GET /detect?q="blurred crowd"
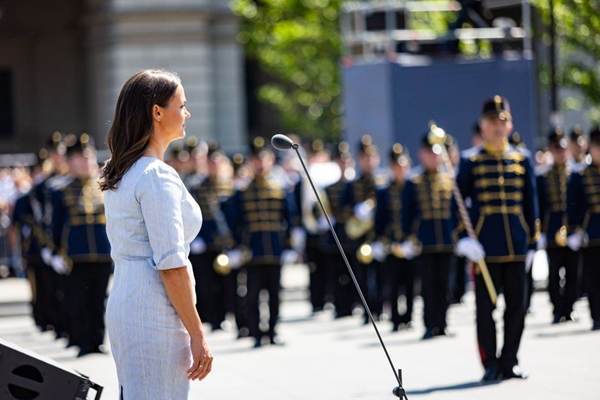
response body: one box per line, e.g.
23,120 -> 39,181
0,105 -> 599,361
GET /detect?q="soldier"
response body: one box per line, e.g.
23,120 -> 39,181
298,139 -> 331,313
343,135 -> 384,323
50,133 -> 112,356
568,126 -> 588,172
227,137 -> 299,347
11,148 -> 52,330
537,128 -> 579,323
567,126 -> 600,331
188,142 -> 235,331
402,131 -> 457,339
374,144 -> 416,331
37,132 -> 71,338
324,142 -> 356,318
226,152 -> 251,337
456,96 -> 539,381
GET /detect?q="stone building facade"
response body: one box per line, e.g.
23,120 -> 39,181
0,0 -> 246,153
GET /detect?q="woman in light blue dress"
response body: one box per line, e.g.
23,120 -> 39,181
99,69 -> 213,399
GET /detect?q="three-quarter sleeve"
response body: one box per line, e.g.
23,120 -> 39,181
136,164 -> 191,270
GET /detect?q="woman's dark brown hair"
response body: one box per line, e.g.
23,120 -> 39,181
99,69 -> 181,191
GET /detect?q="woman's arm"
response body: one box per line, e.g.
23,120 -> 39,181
160,267 -> 213,381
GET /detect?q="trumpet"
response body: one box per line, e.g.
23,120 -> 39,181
356,242 -> 374,264
213,248 -> 252,276
213,253 -> 232,275
345,199 -> 375,240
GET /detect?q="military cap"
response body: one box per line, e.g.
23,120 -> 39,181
249,136 -> 271,156
421,123 -> 449,149
170,142 -> 183,159
37,147 -> 50,167
231,152 -> 246,173
389,143 -> 411,166
357,134 -> 378,155
569,126 -> 583,141
65,133 -> 95,157
509,131 -> 524,147
547,127 -> 568,149
311,139 -> 325,154
590,126 -> 600,146
332,141 -> 351,160
45,131 -> 66,154
184,136 -> 199,153
481,95 -> 512,121
207,141 -> 221,159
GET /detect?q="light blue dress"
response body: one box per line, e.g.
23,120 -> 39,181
104,156 -> 202,400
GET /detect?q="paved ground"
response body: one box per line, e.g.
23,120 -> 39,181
1,264 -> 599,400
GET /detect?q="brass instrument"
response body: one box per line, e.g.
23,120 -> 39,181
555,225 -> 568,247
345,198 -> 375,240
356,242 -> 374,264
213,253 -> 232,276
213,248 -> 251,276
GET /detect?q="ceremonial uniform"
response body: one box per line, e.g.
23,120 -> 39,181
374,144 -> 415,330
188,147 -> 234,330
324,167 -> 354,317
294,177 -> 331,313
403,164 -> 456,337
537,130 -> 579,323
50,135 -> 112,355
567,128 -> 600,330
456,96 -> 539,380
343,170 -> 383,320
227,139 -> 298,345
12,188 -> 48,329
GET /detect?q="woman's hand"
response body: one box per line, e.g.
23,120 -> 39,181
187,334 -> 213,381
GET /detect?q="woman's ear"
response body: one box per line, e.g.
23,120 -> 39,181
152,104 -> 162,122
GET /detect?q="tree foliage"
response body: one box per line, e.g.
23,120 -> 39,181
535,0 -> 600,122
232,0 -> 343,141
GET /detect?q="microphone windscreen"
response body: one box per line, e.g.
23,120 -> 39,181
271,134 -> 294,150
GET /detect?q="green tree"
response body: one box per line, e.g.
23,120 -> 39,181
232,0 -> 343,141
535,0 -> 600,122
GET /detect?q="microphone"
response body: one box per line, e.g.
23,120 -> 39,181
271,134 -> 408,399
271,134 -> 298,151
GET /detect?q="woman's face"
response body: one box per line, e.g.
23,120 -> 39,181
154,84 -> 191,143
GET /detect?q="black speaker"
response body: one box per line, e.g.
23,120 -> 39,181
0,338 -> 103,400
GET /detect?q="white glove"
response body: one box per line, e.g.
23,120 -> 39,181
281,249 -> 300,265
290,227 -> 306,253
353,200 -> 374,222
537,234 -> 546,250
41,247 -> 53,265
567,232 -> 584,252
190,238 -> 207,254
317,215 -> 331,232
226,249 -> 244,269
50,255 -> 69,275
399,241 -> 420,260
525,250 -> 536,273
371,241 -> 387,262
456,237 -> 486,263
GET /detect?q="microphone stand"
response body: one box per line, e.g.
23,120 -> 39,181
271,134 -> 408,399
